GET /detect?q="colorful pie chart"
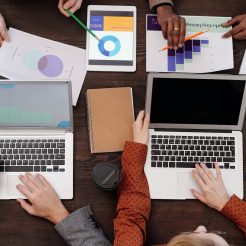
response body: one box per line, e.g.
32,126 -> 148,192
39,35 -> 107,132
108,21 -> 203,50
38,55 -> 64,78
22,51 -> 64,78
98,35 -> 121,57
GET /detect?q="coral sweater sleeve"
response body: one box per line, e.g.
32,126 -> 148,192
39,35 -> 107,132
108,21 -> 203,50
221,195 -> 246,237
113,141 -> 151,246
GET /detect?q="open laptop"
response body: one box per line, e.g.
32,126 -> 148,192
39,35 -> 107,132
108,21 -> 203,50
0,80 -> 73,199
145,73 -> 246,200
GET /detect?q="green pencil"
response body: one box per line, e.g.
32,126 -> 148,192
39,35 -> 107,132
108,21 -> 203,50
65,9 -> 100,41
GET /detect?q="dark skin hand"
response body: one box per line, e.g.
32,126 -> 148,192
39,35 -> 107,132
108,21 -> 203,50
157,5 -> 186,50
223,14 -> 246,40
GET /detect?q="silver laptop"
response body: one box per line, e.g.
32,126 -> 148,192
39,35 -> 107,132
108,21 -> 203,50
0,80 -> 73,199
145,73 -> 246,200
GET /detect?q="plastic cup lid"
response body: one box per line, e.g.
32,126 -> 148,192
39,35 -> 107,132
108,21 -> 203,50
92,162 -> 121,191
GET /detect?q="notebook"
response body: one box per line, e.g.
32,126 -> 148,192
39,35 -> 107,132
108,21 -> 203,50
86,87 -> 134,153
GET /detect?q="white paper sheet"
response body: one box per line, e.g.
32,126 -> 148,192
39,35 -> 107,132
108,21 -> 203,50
239,50 -> 246,74
146,15 -> 234,73
0,28 -> 86,105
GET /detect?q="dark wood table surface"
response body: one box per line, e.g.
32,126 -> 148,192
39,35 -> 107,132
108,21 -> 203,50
0,0 -> 246,245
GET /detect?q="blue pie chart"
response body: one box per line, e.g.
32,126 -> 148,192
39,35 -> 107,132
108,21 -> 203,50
98,35 -> 121,57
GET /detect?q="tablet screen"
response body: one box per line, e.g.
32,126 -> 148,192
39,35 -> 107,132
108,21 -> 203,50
88,10 -> 134,66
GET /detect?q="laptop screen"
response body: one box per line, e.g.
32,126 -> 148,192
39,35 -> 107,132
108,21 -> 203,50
0,82 -> 71,128
150,78 -> 245,125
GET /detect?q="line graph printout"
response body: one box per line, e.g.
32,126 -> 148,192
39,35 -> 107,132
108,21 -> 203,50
146,15 -> 234,73
0,28 -> 87,105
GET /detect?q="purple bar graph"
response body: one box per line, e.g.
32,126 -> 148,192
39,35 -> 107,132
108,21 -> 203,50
185,40 -> 192,59
168,49 -> 176,72
201,40 -> 209,44
176,47 -> 184,64
193,39 -> 201,52
167,39 -> 209,72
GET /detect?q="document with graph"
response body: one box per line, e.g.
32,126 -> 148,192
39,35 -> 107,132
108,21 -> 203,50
0,28 -> 86,105
146,15 -> 233,73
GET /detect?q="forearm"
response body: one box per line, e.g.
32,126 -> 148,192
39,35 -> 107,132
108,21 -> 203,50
55,206 -> 112,246
221,195 -> 246,237
114,141 -> 151,245
149,0 -> 173,10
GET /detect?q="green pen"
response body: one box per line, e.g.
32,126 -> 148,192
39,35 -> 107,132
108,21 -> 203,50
65,8 -> 100,42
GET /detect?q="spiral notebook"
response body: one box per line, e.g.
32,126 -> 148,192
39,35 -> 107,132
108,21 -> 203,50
86,87 -> 134,153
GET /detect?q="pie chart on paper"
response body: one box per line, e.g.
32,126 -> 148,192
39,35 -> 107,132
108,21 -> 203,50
22,50 -> 64,78
38,55 -> 64,77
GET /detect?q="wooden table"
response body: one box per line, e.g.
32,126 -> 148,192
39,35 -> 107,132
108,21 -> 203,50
0,0 -> 246,245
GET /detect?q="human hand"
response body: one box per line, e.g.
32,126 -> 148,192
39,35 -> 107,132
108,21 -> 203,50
223,14 -> 246,40
0,13 -> 10,45
191,163 -> 230,211
17,173 -> 69,224
157,5 -> 186,50
58,0 -> 83,17
133,111 -> 150,145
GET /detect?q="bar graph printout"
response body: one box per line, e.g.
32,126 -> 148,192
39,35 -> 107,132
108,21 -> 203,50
146,15 -> 234,73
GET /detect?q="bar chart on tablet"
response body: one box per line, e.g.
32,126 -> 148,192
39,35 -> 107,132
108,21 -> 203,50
146,15 -> 233,73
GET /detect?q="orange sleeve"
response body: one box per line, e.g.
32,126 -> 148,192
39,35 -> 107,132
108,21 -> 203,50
221,195 -> 246,237
113,141 -> 151,246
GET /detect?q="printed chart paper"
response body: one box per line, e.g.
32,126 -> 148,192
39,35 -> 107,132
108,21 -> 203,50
146,15 -> 234,73
0,28 -> 87,105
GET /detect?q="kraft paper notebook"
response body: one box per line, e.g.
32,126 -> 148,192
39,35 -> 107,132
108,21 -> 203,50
86,87 -> 134,153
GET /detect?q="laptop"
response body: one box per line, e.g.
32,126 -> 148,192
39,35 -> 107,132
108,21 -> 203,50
145,73 -> 246,200
0,80 -> 73,199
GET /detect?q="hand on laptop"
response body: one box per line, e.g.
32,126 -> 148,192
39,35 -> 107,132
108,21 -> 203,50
17,173 -> 69,224
58,0 -> 83,17
133,111 -> 150,145
222,14 -> 246,40
157,5 -> 186,50
0,13 -> 10,45
191,163 -> 230,211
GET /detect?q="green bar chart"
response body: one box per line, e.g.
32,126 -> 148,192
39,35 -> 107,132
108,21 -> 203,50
0,106 -> 52,124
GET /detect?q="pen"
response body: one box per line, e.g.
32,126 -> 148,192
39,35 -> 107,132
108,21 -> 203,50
65,9 -> 100,42
159,29 -> 210,52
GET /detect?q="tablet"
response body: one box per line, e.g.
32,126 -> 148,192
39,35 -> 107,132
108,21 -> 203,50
86,5 -> 136,72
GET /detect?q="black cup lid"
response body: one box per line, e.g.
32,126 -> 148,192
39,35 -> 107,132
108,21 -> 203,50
92,162 -> 121,191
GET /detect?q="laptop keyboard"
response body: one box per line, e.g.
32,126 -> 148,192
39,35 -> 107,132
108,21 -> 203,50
151,135 -> 236,169
0,139 -> 66,172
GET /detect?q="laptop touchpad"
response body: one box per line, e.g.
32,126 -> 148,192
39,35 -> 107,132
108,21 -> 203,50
177,172 -> 199,199
6,175 -> 24,197
0,175 -> 6,195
